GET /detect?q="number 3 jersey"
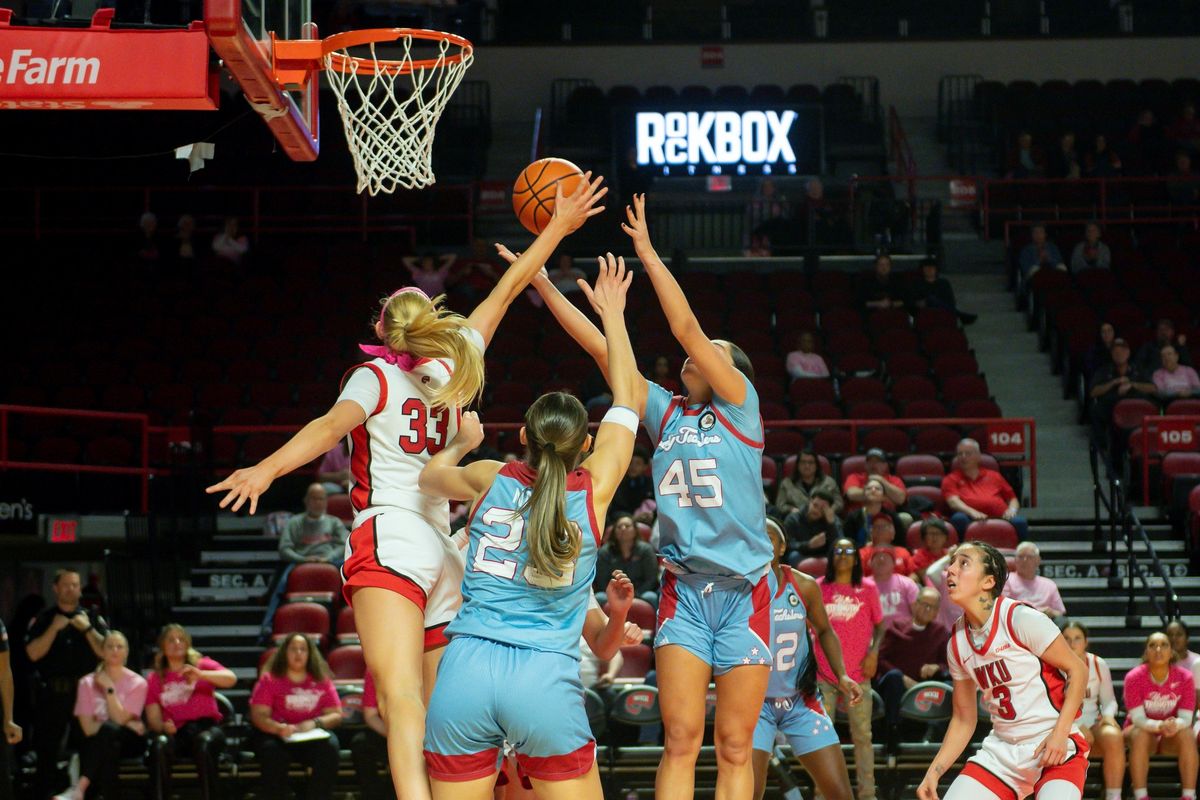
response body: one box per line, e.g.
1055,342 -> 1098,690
337,327 -> 483,531
641,376 -> 772,580
947,596 -> 1078,743
446,462 -> 601,659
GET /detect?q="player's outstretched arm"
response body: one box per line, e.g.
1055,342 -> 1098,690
795,570 -> 862,705
621,193 -> 746,405
206,400 -> 366,515
466,173 -> 607,346
417,411 -> 503,502
579,253 -> 642,511
582,571 -> 642,661
916,678 -> 978,800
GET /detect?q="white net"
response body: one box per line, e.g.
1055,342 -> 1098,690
324,33 -> 473,196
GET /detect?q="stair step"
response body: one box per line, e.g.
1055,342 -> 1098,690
169,605 -> 265,624
200,550 -> 282,564
188,567 -> 277,591
181,585 -> 271,602
211,534 -> 280,549
184,624 -> 261,639
1037,539 -> 1185,554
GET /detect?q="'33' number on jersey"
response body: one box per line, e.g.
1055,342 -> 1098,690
658,458 -> 724,508
471,506 -> 578,588
398,398 -> 450,455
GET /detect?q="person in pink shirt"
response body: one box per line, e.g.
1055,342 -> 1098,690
866,547 -> 918,628
402,253 -> 456,297
349,671 -> 393,800
816,537 -> 884,800
785,331 -> 830,380
1001,542 -> 1067,625
316,440 -> 351,495
1153,344 -> 1200,399
249,634 -> 342,800
1124,631 -> 1197,800
58,631 -> 148,800
145,624 -> 237,800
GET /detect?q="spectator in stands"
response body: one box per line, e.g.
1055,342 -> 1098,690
1002,542 -> 1067,625
844,476 -> 900,547
858,252 -> 907,311
1138,318 -> 1193,373
648,355 -> 682,395
1018,224 -> 1066,279
0,615 -> 19,800
908,257 -> 977,325
1165,619 -> 1200,692
26,569 -> 108,800
593,513 -> 658,609
785,330 -> 830,380
844,447 -> 908,514
1090,337 -> 1157,444
1124,631 -> 1197,800
874,587 -> 948,755
611,448 -> 655,522
1154,344 -> 1200,398
1128,109 -> 1168,174
175,214 -> 197,266
816,537 -> 883,800
1168,149 -> 1200,206
1168,101 -> 1200,154
866,545 -> 917,626
860,515 -> 915,579
942,438 -> 1029,541
145,623 -> 236,800
401,252 -> 455,297
748,177 -> 791,251
280,484 -> 348,566
1083,321 -> 1117,379
211,217 -> 249,264
137,211 -> 161,262
910,517 -> 951,584
800,177 -> 845,246
1046,131 -> 1082,180
782,489 -> 842,564
1084,133 -> 1123,178
1006,130 -> 1045,178
316,440 -> 350,495
349,672 -> 394,800
1069,221 -> 1111,272
56,631 -> 147,800
1062,622 -> 1124,800
743,232 -> 772,258
249,633 -> 342,800
776,449 -> 843,518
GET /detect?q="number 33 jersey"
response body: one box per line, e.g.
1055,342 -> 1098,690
642,376 -> 772,580
446,462 -> 601,659
948,596 -> 1079,743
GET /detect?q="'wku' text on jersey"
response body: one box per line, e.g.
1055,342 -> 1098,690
973,659 -> 1013,690
658,427 -> 723,452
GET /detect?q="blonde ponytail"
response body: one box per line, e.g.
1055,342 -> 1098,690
517,392 -> 589,579
378,291 -> 486,409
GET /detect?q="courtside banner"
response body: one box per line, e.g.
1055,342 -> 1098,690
0,10 -> 217,110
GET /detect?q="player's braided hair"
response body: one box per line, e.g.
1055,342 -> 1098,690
376,291 -> 485,409
518,392 -> 589,579
962,539 -> 1008,598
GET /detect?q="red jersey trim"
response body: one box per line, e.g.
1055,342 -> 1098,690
965,594 -> 1006,656
656,397 -> 684,446
710,403 -> 765,449
349,423 -> 373,512
340,362 -> 389,417
1004,598 -> 1029,650
496,462 -> 601,545
949,624 -> 966,673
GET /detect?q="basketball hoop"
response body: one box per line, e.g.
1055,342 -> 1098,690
274,28 -> 473,195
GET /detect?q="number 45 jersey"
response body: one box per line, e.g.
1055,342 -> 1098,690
642,377 -> 772,580
446,462 -> 601,659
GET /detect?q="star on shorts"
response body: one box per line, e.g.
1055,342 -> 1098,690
743,657 -> 751,664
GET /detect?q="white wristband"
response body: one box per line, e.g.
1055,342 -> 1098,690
601,405 -> 640,434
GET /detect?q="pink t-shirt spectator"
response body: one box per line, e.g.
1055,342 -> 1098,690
318,445 -> 350,475
1153,366 -> 1200,396
1123,663 -> 1195,728
250,672 -> 341,725
786,351 -> 830,379
1002,574 -> 1066,614
872,574 -> 918,627
406,263 -> 452,297
362,671 -> 377,710
75,669 -> 148,721
146,656 -> 226,725
815,577 -> 883,684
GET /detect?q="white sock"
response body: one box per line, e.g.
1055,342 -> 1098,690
1105,790 -> 1122,800
1133,789 -> 1148,800
1182,790 -> 1195,799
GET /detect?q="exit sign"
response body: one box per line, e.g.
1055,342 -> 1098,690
48,518 -> 78,543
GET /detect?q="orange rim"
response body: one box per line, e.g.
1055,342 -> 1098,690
321,28 -> 472,76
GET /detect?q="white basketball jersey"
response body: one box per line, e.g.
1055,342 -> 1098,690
948,596 -> 1076,744
341,356 -> 463,530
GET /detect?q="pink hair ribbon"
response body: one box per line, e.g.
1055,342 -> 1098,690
358,286 -> 431,371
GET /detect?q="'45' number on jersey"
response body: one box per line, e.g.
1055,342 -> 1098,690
471,506 -> 578,588
658,458 -> 723,508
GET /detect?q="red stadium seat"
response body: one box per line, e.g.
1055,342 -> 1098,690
765,429 -> 806,457
285,563 -> 342,604
896,454 -> 946,486
617,644 -> 653,679
847,401 -> 896,420
811,429 -> 853,457
930,353 -> 979,380
941,375 -> 991,403
272,602 -> 329,647
913,426 -> 961,456
85,436 -> 135,466
835,352 -> 882,377
955,399 -> 1003,419
904,399 -> 950,419
249,383 -> 293,407
762,455 -> 779,489
886,352 -> 931,378
242,433 -> 290,462
604,598 -> 656,635
1166,399 -> 1200,417
966,519 -> 1018,550
825,331 -> 872,358
841,377 -> 887,406
860,427 -> 911,455
922,329 -> 970,357
221,408 -> 267,426
819,307 -> 862,332
873,329 -> 921,358
796,557 -> 827,577
336,606 -> 358,645
760,401 -> 790,423
491,381 -> 535,405
892,376 -> 938,407
840,455 -> 867,478
914,308 -> 958,333
795,401 -> 844,421
1112,399 -> 1160,431
867,309 -> 912,337
790,379 -> 836,406
906,486 -> 946,516
327,494 -> 355,525
1162,452 -> 1200,505
327,645 -> 366,681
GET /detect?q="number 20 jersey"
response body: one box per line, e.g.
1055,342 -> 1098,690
947,596 -> 1077,743
446,462 -> 601,659
642,376 -> 772,580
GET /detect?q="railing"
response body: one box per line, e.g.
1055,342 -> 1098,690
0,404 -> 152,513
1090,441 -> 1180,628
1002,215 -> 1200,246
1138,414 -> 1200,506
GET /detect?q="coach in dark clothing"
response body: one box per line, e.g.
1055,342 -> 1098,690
874,587 -> 949,753
594,513 -> 659,609
25,570 -> 108,799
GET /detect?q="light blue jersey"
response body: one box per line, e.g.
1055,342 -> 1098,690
446,462 -> 601,659
642,375 -> 772,579
768,567 -> 812,698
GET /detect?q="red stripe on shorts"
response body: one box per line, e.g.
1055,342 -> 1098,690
961,761 -> 1018,800
342,516 -> 429,609
747,573 -> 772,651
424,622 -> 449,651
424,748 -> 499,782
516,740 -> 595,781
656,571 -> 679,633
1033,733 -> 1090,796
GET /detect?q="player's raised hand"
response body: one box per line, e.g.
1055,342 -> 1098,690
206,464 -> 275,515
916,770 -> 941,800
551,171 -> 607,234
620,193 -> 652,251
455,411 -> 485,451
493,242 -> 520,265
578,252 -> 632,317
604,569 -> 635,618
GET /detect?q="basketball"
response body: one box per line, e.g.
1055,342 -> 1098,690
512,157 -> 585,235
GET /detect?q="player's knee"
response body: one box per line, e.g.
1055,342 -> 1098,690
662,720 -> 704,756
714,736 -> 753,767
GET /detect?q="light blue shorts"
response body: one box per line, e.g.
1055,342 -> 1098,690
753,693 -> 840,755
654,569 -> 775,674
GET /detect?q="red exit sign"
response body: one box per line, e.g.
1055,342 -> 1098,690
49,519 -> 78,543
